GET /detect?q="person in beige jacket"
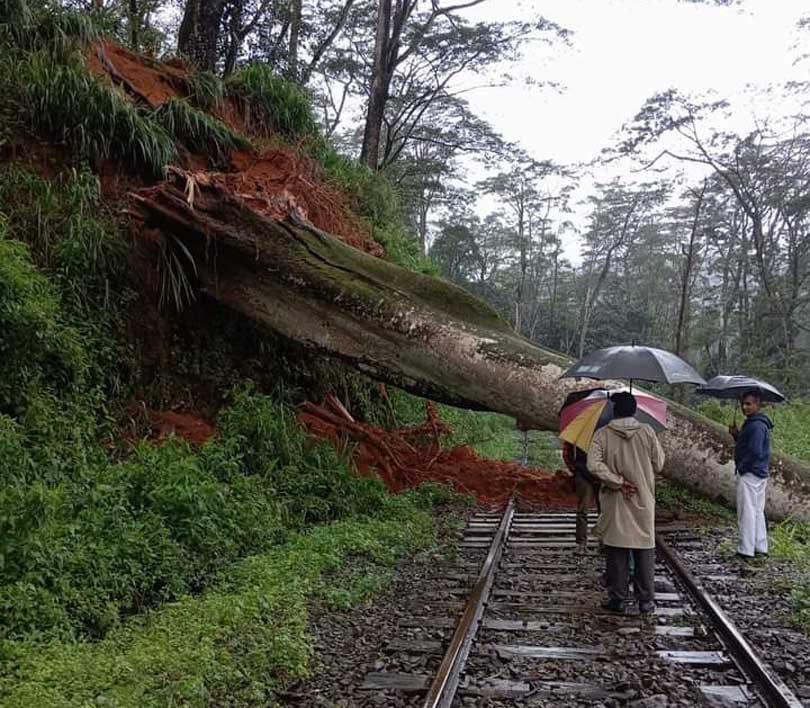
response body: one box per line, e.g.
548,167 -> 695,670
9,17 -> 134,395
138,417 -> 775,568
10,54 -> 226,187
588,392 -> 666,614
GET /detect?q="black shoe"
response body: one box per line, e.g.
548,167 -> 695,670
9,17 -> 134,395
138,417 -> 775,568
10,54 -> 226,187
601,599 -> 625,614
639,601 -> 656,614
735,552 -> 754,561
755,551 -> 769,557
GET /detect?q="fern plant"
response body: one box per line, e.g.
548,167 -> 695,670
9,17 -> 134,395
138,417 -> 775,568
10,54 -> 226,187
20,51 -> 175,175
152,97 -> 250,165
186,69 -> 224,110
225,64 -> 317,139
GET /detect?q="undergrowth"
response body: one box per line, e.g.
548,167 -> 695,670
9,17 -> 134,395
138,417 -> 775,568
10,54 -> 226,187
768,521 -> 810,635
0,494 -> 440,706
1,0 -> 100,53
186,70 -> 224,110
655,478 -> 734,520
226,63 -> 317,139
698,398 -> 810,462
152,97 -> 250,165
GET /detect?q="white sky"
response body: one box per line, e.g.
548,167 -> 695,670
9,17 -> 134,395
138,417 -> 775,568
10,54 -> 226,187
454,0 -> 809,261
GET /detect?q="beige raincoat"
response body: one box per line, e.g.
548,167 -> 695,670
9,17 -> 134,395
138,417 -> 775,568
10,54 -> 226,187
588,417 -> 665,549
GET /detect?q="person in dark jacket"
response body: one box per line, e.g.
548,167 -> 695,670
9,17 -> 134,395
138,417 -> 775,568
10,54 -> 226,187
562,441 -> 600,551
560,389 -> 603,553
729,390 -> 773,558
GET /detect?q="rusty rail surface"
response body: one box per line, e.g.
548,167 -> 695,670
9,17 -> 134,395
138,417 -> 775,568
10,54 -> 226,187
421,497 -> 516,708
656,535 -> 803,708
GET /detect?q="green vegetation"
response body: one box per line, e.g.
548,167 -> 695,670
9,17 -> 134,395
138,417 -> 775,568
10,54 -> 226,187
226,63 -> 317,139
0,495 -> 439,706
768,521 -> 810,634
18,52 -> 175,175
794,584 -> 810,633
698,398 -> 810,462
1,1 -> 100,54
655,478 -> 734,520
0,161 -> 455,703
0,377 -> 400,641
186,69 -> 224,110
770,520 -> 810,563
152,97 -> 250,165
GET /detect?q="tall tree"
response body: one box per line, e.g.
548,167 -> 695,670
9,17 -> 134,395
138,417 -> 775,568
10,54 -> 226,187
358,1 -> 560,169
478,158 -> 568,335
622,90 -> 810,386
178,0 -> 228,70
674,180 -> 707,360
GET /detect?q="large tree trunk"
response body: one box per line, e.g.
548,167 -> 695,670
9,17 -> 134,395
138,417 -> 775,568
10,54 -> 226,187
360,0 -> 392,169
287,0 -> 302,80
177,0 -> 227,71
131,173 -> 810,521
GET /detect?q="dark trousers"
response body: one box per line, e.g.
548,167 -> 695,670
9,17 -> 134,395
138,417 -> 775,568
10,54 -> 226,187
605,545 -> 655,604
574,475 -> 600,544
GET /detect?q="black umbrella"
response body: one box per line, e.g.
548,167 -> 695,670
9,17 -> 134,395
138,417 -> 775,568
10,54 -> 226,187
561,345 -> 706,386
696,375 -> 786,403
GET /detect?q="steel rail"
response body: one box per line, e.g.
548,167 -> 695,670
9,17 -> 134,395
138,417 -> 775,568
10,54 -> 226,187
422,497 -> 516,708
656,535 -> 803,708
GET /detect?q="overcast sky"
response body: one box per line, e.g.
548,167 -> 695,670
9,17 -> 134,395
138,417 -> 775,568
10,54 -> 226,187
454,0 -> 809,261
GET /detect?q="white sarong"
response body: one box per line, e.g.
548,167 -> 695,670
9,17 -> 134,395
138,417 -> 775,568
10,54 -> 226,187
736,473 -> 768,557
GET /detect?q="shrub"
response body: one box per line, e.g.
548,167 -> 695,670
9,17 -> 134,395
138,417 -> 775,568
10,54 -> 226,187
0,167 -> 127,304
215,386 -> 390,527
0,386 -> 399,639
226,64 -> 317,139
0,501 -> 438,707
186,70 -> 224,110
29,8 -> 101,54
18,51 -> 175,175
0,167 -> 129,411
152,97 -> 250,165
0,230 -> 89,418
1,0 -> 101,53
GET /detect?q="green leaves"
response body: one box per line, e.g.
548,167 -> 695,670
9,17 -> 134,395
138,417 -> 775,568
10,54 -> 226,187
0,470 -> 442,707
16,51 -> 175,176
0,230 -> 89,419
151,98 -> 250,167
225,64 -> 317,139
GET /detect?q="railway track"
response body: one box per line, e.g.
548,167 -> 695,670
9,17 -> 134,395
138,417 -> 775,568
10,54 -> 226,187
360,500 -> 805,707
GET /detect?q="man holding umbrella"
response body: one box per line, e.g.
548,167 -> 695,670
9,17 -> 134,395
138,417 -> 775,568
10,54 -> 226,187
588,392 -> 665,614
730,391 -> 774,558
561,344 -> 704,612
696,376 -> 783,560
559,387 -> 667,553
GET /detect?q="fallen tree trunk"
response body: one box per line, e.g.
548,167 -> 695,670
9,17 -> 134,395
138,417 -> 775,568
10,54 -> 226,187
131,172 -> 810,521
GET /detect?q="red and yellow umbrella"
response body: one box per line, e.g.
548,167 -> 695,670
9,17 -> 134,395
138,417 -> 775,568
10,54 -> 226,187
559,387 -> 667,452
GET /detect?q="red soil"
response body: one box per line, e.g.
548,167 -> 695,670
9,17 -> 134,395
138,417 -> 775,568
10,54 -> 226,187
149,411 -> 216,445
223,148 -> 384,255
300,394 -> 577,509
83,41 -> 385,256
87,41 -> 188,107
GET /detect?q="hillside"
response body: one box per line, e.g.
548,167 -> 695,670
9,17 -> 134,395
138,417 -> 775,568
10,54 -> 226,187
0,10 -> 575,705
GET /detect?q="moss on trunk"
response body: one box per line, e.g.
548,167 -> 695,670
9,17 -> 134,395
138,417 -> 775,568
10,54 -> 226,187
131,172 -> 810,521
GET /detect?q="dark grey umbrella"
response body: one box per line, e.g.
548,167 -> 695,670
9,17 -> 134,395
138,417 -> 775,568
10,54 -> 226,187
696,375 -> 786,403
561,345 -> 706,386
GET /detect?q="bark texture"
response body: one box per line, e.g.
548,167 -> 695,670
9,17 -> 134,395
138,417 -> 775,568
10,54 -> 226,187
131,173 -> 810,521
